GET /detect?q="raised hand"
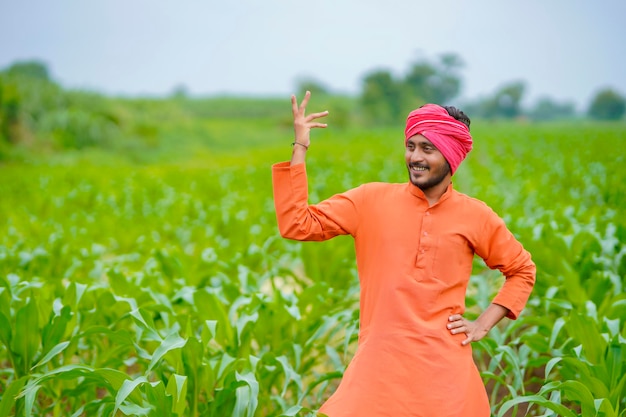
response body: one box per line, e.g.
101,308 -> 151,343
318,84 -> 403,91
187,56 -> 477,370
291,91 -> 329,150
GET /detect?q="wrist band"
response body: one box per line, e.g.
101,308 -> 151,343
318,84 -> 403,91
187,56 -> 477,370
292,141 -> 309,150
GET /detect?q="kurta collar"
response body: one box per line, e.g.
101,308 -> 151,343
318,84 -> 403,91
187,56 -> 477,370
406,182 -> 454,206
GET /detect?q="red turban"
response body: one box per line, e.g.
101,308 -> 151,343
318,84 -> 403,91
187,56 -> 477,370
404,104 -> 473,174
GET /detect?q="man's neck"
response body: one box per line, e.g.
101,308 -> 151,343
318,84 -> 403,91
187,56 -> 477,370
422,178 -> 452,206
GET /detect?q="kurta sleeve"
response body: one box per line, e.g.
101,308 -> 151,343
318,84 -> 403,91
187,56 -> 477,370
474,209 -> 536,319
272,162 -> 360,241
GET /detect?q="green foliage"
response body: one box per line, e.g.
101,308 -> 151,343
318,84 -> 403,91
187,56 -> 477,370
295,78 -> 330,98
527,97 -> 577,121
360,69 -> 408,125
5,61 -> 51,82
0,161 -> 357,416
467,81 -> 527,119
404,52 -> 463,105
0,63 -> 126,153
0,84 -> 625,416
588,88 -> 626,120
359,53 -> 464,125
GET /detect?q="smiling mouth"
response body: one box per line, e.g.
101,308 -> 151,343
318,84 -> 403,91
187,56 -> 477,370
410,165 -> 429,172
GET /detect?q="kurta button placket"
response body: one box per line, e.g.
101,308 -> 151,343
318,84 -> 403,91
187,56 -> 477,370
415,208 -> 433,267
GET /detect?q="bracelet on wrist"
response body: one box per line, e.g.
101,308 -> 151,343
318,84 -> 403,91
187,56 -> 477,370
292,141 -> 309,150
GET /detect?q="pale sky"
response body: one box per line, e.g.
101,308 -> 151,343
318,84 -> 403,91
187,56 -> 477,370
1,0 -> 624,110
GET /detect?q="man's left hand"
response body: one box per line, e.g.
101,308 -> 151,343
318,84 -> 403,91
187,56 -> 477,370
446,314 -> 489,346
446,304 -> 509,346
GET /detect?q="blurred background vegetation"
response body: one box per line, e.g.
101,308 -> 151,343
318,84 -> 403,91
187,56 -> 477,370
1,55 -> 624,164
0,54 -> 625,416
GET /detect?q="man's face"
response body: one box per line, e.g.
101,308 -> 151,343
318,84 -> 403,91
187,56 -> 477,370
405,134 -> 451,191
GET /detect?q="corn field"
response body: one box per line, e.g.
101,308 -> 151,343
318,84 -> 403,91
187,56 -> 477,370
0,120 -> 625,416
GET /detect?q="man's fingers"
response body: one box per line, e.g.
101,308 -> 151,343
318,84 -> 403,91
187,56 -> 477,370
449,325 -> 466,334
447,320 -> 464,330
292,91 -> 327,135
291,91 -> 311,116
299,90 -> 311,111
293,92 -> 325,123
291,94 -> 299,116
446,314 -> 477,345
306,110 -> 329,122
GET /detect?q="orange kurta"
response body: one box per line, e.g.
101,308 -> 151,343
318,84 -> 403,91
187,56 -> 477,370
272,162 -> 536,417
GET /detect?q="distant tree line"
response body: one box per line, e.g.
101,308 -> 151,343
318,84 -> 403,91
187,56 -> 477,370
1,58 -> 625,156
298,53 -> 626,125
0,61 -> 124,155
360,53 -> 465,124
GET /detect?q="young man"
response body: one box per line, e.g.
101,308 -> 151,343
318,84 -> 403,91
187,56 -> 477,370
272,92 -> 536,416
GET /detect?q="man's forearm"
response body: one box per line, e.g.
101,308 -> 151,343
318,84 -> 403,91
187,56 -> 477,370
475,303 -> 509,334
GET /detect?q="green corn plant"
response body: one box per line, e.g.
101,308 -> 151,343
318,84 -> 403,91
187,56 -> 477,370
1,119 -> 625,416
497,314 -> 625,417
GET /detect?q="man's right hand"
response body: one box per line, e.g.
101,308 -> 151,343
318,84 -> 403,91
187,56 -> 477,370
290,91 -> 328,165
